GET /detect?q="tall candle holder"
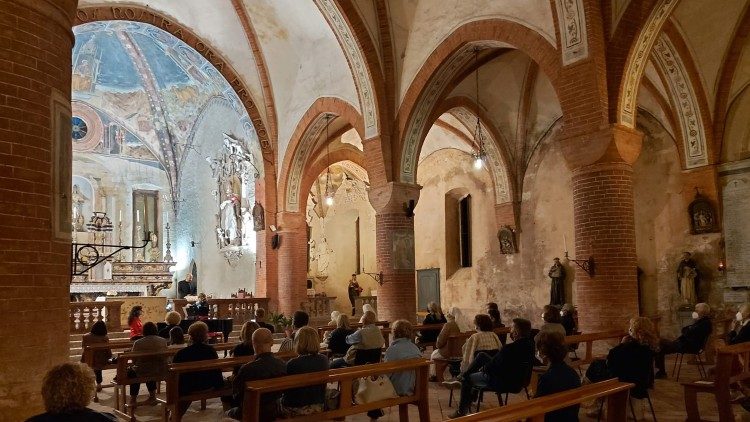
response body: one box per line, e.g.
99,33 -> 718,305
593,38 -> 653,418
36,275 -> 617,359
164,222 -> 173,262
115,220 -> 123,262
135,224 -> 145,262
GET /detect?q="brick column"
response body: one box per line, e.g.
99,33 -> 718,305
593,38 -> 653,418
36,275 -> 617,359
369,183 -> 420,323
276,212 -> 307,316
562,125 -> 643,332
0,0 -> 77,419
253,178 -> 278,310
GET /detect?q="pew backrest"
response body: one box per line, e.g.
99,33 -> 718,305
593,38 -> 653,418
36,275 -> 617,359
317,320 -> 390,337
451,379 -> 633,421
715,341 -> 750,388
564,330 -> 626,365
442,327 -> 512,358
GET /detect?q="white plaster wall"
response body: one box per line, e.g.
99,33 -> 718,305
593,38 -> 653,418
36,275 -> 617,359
306,179 -> 377,314
390,0 -> 556,106
172,100 -> 256,298
81,0 -> 269,129
243,0 -> 360,174
633,119 -> 723,337
722,86 -> 750,162
414,139 -> 574,330
730,37 -> 750,101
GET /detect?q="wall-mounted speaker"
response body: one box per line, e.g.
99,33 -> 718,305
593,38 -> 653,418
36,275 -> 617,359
404,200 -> 416,218
271,233 -> 281,249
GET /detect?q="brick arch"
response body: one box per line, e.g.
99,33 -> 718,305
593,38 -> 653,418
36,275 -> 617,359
279,97 -> 364,213
299,147 -> 367,207
436,96 -> 515,205
396,19 -> 563,184
616,0 -> 681,128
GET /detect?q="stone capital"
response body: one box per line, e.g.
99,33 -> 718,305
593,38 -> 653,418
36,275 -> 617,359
368,182 -> 421,215
275,211 -> 306,231
560,124 -> 643,170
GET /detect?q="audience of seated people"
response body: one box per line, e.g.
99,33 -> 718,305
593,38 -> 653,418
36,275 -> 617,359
416,302 -> 447,349
449,318 -> 535,418
461,314 -> 501,372
560,304 -> 577,336
26,363 -> 117,422
254,308 -> 275,333
128,322 -> 168,407
172,321 -> 225,417
227,328 -> 286,421
81,320 -> 111,392
279,310 -> 309,353
430,309 -> 461,379
535,331 -> 582,422
331,310 -> 385,369
324,313 -> 355,357
281,327 -> 330,416
655,302 -> 712,378
158,311 -> 182,339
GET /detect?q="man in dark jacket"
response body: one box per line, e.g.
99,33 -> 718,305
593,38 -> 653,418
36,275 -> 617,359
449,318 -> 535,418
655,302 -> 712,378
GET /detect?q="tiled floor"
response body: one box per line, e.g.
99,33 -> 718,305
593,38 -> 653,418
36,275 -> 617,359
90,355 -> 733,421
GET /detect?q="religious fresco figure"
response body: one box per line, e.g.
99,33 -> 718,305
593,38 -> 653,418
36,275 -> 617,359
219,187 -> 241,246
548,257 -> 566,306
71,184 -> 88,232
677,252 -> 700,305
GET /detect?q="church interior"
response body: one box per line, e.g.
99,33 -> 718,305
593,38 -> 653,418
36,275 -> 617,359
3,0 -> 750,420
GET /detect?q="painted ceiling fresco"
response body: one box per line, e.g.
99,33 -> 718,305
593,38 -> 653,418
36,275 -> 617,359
72,21 -> 261,187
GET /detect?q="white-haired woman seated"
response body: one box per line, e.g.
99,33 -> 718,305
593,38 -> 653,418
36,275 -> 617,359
429,309 -> 461,379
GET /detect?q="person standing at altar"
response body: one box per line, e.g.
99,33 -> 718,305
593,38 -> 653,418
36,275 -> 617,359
347,274 -> 362,316
177,273 -> 197,299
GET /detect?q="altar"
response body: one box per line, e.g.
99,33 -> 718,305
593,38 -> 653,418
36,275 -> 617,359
70,261 -> 174,300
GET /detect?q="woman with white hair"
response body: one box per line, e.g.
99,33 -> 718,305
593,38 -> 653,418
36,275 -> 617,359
360,303 -> 377,322
430,309 -> 461,379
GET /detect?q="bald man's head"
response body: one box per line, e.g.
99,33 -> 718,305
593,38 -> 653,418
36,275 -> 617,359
251,328 -> 273,354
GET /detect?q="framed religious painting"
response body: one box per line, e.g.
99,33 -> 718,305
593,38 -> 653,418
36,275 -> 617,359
688,191 -> 717,234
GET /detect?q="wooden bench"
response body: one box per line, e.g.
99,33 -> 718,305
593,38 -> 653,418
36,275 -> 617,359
683,341 -> 750,422
317,320 -> 390,339
161,349 -> 299,422
563,330 -> 626,369
241,357 -> 430,422
433,327 -> 511,382
451,379 -> 633,421
82,339 -> 133,402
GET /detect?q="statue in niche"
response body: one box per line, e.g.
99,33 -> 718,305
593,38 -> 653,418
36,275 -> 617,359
71,184 -> 88,232
219,187 -> 241,246
676,251 -> 700,305
252,202 -> 265,231
497,226 -> 516,254
148,232 -> 160,262
689,190 -> 717,234
548,257 -> 566,307
241,208 -> 253,245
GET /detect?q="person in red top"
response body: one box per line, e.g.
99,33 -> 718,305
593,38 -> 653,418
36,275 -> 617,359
128,306 -> 144,340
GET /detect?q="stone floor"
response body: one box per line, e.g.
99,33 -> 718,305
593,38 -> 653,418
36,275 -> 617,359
89,355 -> 734,421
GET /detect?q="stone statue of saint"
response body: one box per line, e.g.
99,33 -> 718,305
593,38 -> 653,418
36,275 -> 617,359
548,257 -> 566,306
677,252 -> 700,305
71,184 -> 88,231
219,188 -> 241,246
252,202 -> 265,232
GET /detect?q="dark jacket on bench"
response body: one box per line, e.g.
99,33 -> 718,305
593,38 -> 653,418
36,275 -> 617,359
482,336 -> 535,391
172,342 -> 224,395
606,340 -> 654,398
232,352 -> 286,420
677,317 -> 712,352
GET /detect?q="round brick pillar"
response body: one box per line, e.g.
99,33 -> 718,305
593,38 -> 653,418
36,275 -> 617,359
563,125 -> 644,333
276,212 -> 308,316
369,183 -> 420,323
0,0 -> 77,419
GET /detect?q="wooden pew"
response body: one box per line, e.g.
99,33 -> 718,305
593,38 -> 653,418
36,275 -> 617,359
450,379 -> 633,421
682,341 -> 750,422
161,349 -> 299,422
432,327 -> 511,382
82,339 -> 133,402
563,330 -> 626,369
316,320 -> 390,339
241,357 -> 431,422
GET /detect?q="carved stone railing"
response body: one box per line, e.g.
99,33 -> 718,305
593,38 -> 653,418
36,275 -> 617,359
355,295 -> 377,313
303,296 -> 337,321
169,297 -> 270,324
69,301 -> 123,334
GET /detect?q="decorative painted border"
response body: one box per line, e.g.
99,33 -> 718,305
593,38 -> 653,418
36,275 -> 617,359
316,0 -> 378,139
617,0 -> 678,128
450,107 -> 511,204
555,0 -> 589,65
71,101 -> 104,152
286,114 -> 335,212
651,34 -> 708,168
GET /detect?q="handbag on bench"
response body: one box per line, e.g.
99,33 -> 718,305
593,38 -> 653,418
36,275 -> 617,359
355,375 -> 397,404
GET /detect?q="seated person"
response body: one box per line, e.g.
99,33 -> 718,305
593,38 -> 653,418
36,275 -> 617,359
560,304 -> 577,336
325,313 -> 355,356
158,311 -> 182,339
486,302 -> 499,313
128,306 -> 144,340
172,321 -> 224,417
168,327 -> 186,348
535,331 -> 581,422
361,303 -> 377,321
281,327 -> 329,416
449,318 -> 535,418
488,308 -> 507,345
194,293 -> 210,318
279,310 -> 309,352
460,314 -> 501,373
227,328 -> 286,421
728,303 -> 750,345
128,322 -> 168,407
535,305 -> 567,343
386,320 -> 426,396
80,320 -> 111,392
331,310 -> 384,368
322,310 -> 342,344
232,321 -> 260,357
430,310 -> 461,379
655,302 -> 712,378
254,308 -> 275,333
25,363 -> 116,422
417,302 -> 447,348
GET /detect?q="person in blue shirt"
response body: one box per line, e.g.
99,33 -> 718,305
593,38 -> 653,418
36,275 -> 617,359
385,320 -> 423,395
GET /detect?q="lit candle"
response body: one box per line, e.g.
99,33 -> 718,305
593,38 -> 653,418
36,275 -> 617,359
136,210 -> 140,223
119,209 -> 122,222
563,234 -> 568,254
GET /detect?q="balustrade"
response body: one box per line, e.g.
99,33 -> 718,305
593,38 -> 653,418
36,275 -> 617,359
303,296 -> 337,321
168,297 -> 270,324
355,295 -> 377,313
69,301 -> 123,334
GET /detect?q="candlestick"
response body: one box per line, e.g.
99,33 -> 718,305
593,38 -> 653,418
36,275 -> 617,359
563,234 -> 568,254
136,210 -> 140,223
119,209 -> 122,222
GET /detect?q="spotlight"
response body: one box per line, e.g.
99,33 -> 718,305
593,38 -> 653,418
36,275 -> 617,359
325,195 -> 334,206
473,156 -> 484,170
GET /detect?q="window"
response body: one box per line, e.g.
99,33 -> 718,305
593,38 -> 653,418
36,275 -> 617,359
133,190 -> 159,259
445,192 -> 472,275
459,195 -> 472,267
